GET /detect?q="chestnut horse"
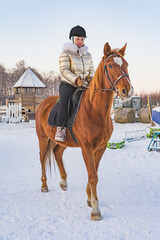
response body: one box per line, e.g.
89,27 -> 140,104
36,42 -> 133,221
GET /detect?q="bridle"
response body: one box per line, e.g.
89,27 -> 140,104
95,54 -> 130,93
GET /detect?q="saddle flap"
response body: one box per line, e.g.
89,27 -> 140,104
48,89 -> 83,128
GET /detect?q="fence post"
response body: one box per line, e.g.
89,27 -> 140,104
6,99 -> 9,123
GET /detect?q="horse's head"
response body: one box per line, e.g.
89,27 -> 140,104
102,42 -> 133,100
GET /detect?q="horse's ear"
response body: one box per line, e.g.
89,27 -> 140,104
118,43 -> 127,56
104,42 -> 111,56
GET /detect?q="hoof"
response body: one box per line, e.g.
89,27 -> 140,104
60,182 -> 67,191
87,200 -> 92,207
41,187 -> 48,192
91,212 -> 102,221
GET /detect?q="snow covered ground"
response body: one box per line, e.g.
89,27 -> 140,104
0,120 -> 160,240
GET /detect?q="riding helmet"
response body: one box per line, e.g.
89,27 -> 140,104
69,25 -> 87,39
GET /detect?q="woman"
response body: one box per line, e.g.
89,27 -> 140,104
55,25 -> 95,142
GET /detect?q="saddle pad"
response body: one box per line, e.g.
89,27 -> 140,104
48,90 -> 83,128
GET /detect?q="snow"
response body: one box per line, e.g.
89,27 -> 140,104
1,121 -> 160,240
13,68 -> 45,88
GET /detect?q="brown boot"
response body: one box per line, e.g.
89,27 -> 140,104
55,127 -> 66,142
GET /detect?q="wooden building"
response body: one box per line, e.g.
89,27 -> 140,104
13,68 -> 46,113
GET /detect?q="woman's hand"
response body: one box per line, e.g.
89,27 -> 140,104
86,76 -> 93,83
74,76 -> 84,87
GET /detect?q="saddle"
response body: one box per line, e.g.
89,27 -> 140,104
48,89 -> 83,143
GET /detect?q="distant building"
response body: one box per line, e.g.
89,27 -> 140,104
113,96 -> 142,110
13,68 -> 46,112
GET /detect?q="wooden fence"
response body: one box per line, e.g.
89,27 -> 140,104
0,100 -> 22,123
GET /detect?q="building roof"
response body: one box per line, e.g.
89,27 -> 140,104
13,68 -> 46,88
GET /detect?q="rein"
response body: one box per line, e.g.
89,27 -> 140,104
95,54 -> 130,93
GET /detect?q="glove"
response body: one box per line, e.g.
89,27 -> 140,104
86,76 -> 93,84
74,76 -> 84,87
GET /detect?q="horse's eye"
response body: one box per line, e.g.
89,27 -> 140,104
108,64 -> 112,69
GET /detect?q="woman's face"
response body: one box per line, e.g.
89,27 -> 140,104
74,37 -> 85,48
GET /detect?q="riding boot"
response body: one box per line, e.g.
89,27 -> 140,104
55,127 -> 66,142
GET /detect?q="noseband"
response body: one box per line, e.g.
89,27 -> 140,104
96,54 -> 130,92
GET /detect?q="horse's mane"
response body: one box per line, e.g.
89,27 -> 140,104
113,48 -> 126,56
102,49 -> 126,62
113,48 -> 120,52
89,47 -> 127,102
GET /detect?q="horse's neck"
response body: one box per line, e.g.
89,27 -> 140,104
85,61 -> 114,119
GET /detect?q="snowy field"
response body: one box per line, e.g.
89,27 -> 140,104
0,120 -> 160,240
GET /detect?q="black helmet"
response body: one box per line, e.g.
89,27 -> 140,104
69,25 -> 87,39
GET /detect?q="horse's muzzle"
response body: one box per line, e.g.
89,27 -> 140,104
119,84 -> 134,100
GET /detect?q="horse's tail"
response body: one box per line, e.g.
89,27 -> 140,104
46,139 -> 57,175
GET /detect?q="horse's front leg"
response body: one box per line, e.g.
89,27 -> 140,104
86,183 -> 92,207
81,146 -> 102,221
86,145 -> 107,208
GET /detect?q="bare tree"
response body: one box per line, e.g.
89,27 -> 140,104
135,91 -> 160,106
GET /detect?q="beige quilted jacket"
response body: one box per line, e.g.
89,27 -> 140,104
59,43 -> 95,86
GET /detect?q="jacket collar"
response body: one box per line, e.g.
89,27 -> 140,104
62,43 -> 89,56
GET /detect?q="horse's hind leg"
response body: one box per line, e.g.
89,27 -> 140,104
53,144 -> 67,191
39,137 -> 50,192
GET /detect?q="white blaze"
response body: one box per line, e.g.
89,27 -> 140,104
113,57 -> 123,67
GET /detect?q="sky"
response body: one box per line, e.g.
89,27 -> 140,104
0,0 -> 160,94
